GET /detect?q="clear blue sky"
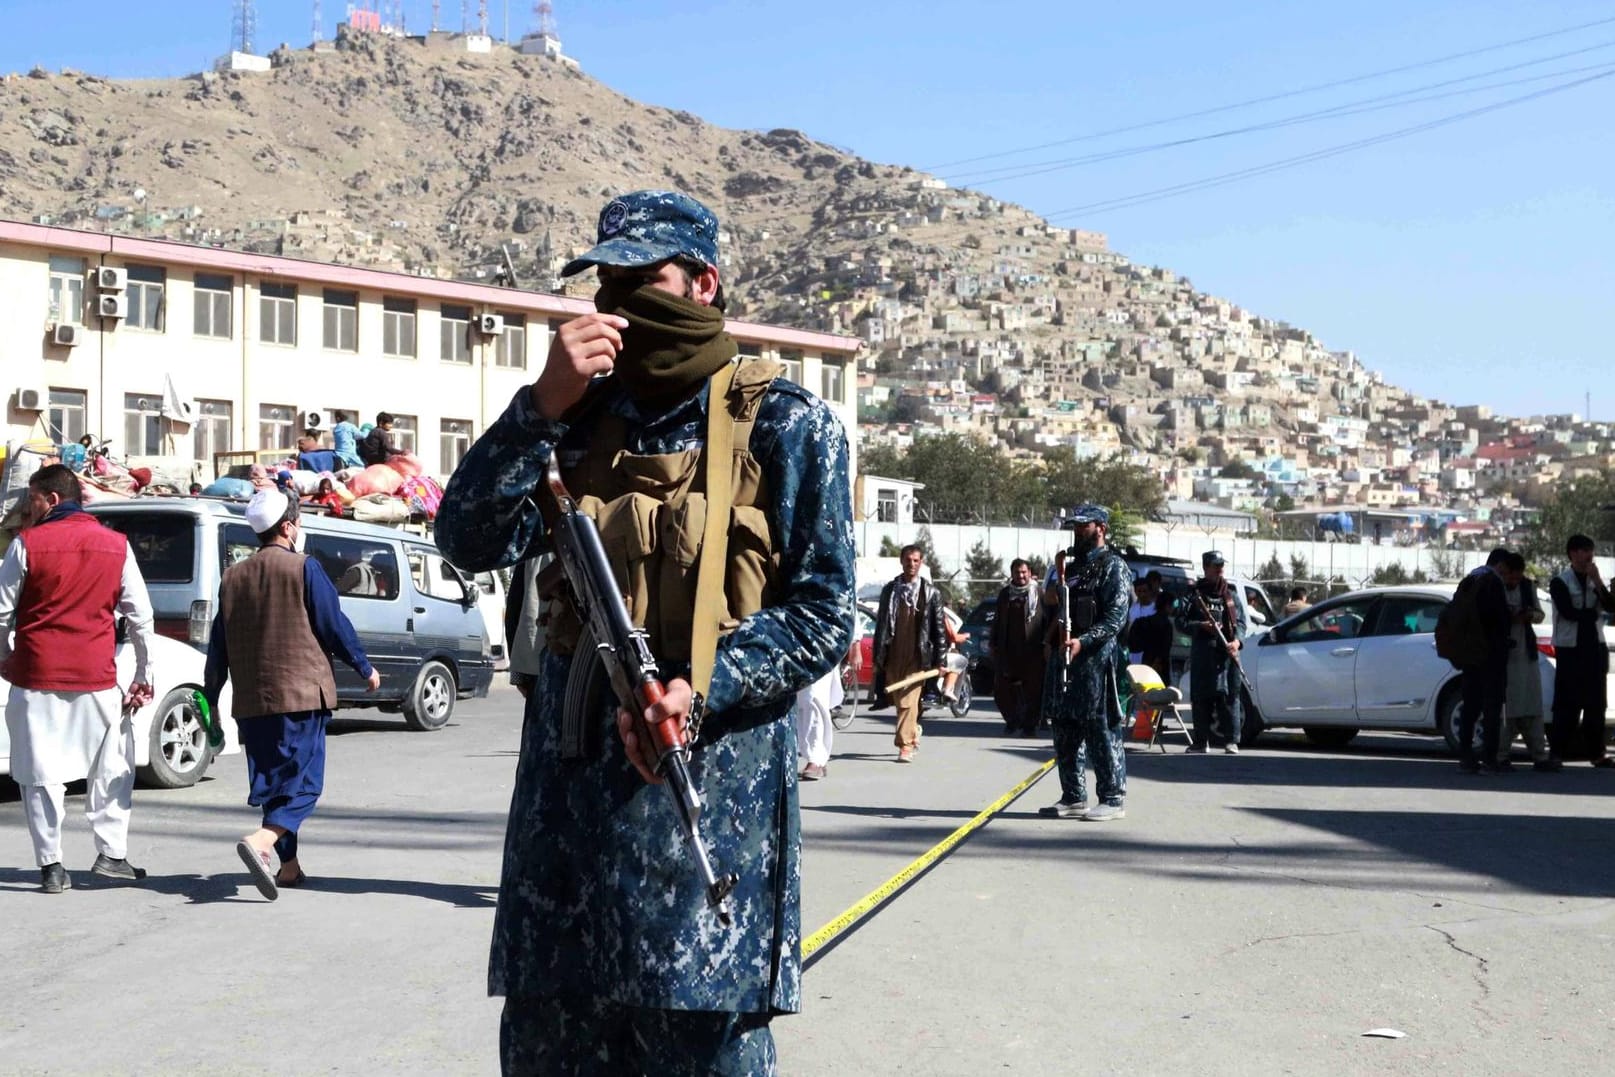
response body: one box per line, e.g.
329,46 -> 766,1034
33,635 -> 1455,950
2,0 -> 1611,420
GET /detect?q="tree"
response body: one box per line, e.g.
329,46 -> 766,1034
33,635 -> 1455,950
964,540 -> 1004,606
878,536 -> 903,557
914,526 -> 957,607
1218,458 -> 1259,480
1256,553 -> 1287,605
1040,451 -> 1166,521
1288,554 -> 1311,586
1107,506 -> 1145,552
1369,563 -> 1429,586
1522,469 -> 1615,572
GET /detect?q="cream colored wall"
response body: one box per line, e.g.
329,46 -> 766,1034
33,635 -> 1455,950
2,241 -> 857,487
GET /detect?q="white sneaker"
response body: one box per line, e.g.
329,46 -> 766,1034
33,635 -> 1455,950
1224,743 -> 1240,755
1082,803 -> 1126,822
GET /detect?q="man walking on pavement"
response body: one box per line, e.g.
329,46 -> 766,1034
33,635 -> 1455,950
990,558 -> 1045,736
1548,534 -> 1615,767
795,667 -> 841,781
203,488 -> 379,900
874,545 -> 948,763
0,464 -> 154,893
1038,505 -> 1131,821
1179,550 -> 1247,754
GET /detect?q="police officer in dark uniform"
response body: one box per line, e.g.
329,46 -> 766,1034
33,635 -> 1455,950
437,190 -> 854,1075
1179,550 -> 1247,753
1037,504 -> 1132,821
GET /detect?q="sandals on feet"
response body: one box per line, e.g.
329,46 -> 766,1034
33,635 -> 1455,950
236,839 -> 279,901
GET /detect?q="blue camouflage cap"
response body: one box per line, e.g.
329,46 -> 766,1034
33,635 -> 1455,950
560,190 -> 720,277
1064,503 -> 1110,527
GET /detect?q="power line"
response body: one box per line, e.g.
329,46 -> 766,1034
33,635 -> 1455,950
945,48 -> 1615,188
922,14 -> 1615,172
1039,68 -> 1615,221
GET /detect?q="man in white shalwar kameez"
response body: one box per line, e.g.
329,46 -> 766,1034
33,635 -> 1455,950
0,464 -> 154,893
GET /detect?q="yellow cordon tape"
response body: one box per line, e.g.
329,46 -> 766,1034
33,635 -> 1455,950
802,757 -> 1056,962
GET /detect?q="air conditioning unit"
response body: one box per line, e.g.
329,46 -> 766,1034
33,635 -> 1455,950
478,313 -> 505,336
302,409 -> 325,430
99,294 -> 128,319
97,266 -> 128,291
52,323 -> 82,347
15,387 -> 47,411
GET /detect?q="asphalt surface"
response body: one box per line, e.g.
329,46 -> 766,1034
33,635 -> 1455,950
4,686 -> 1614,1075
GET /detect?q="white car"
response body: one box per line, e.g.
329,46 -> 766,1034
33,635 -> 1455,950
1185,585 -> 1565,754
2,634 -> 237,789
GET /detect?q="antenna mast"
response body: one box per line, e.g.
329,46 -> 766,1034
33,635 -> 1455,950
231,0 -> 258,53
312,0 -> 323,42
478,1 -> 489,35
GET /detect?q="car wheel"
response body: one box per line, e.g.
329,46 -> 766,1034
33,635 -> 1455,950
1437,684 -> 1477,756
950,674 -> 973,717
832,662 -> 857,731
137,687 -> 214,789
1238,689 -> 1265,747
1303,726 -> 1359,749
402,660 -> 457,731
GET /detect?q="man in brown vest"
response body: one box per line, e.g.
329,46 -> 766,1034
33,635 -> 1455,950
203,489 -> 379,900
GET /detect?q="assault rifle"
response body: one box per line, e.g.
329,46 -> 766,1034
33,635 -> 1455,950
545,458 -> 739,925
1190,587 -> 1254,697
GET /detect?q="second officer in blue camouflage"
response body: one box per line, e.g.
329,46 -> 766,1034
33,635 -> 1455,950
1038,504 -> 1132,821
436,190 -> 855,1076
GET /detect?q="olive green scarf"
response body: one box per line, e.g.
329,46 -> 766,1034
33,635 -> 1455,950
594,282 -> 737,404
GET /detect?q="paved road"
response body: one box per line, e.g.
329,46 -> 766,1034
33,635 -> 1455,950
4,687 -> 1614,1075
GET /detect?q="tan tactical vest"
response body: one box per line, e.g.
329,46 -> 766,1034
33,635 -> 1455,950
545,360 -> 784,663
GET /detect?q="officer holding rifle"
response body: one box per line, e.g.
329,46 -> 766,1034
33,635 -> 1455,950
438,190 -> 854,1075
1179,549 -> 1248,754
1037,504 -> 1132,822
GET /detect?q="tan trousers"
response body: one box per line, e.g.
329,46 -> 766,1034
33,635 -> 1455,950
891,680 -> 924,749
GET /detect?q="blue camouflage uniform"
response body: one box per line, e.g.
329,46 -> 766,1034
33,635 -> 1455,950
1050,525 -> 1132,808
1178,556 -> 1248,749
435,376 -> 854,1032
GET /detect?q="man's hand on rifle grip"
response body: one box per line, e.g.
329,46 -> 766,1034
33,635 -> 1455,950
616,677 -> 695,785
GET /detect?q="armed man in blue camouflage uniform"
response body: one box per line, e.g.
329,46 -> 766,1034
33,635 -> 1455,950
1178,549 -> 1247,754
1037,504 -> 1132,822
436,190 -> 854,1076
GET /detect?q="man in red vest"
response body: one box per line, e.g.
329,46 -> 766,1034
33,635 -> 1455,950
0,464 -> 155,893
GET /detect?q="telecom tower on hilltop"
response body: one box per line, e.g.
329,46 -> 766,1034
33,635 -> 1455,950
519,0 -> 576,65
231,0 -> 257,54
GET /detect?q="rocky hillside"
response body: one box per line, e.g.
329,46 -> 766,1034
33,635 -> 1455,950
0,27 -> 910,313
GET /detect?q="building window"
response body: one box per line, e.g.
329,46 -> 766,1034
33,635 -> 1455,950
440,418 -> 472,475
126,265 -> 166,332
323,289 -> 358,351
193,273 -> 233,339
48,254 -> 85,325
877,490 -> 898,523
260,282 -> 297,346
821,361 -> 844,404
259,403 -> 296,451
737,341 -> 762,358
495,313 -> 526,368
779,349 -> 803,384
440,304 -> 472,363
124,393 -> 164,456
46,388 -> 87,445
383,296 -> 418,358
194,399 -> 233,462
390,414 -> 417,455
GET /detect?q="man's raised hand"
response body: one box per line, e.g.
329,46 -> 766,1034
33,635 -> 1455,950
531,312 -> 630,420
